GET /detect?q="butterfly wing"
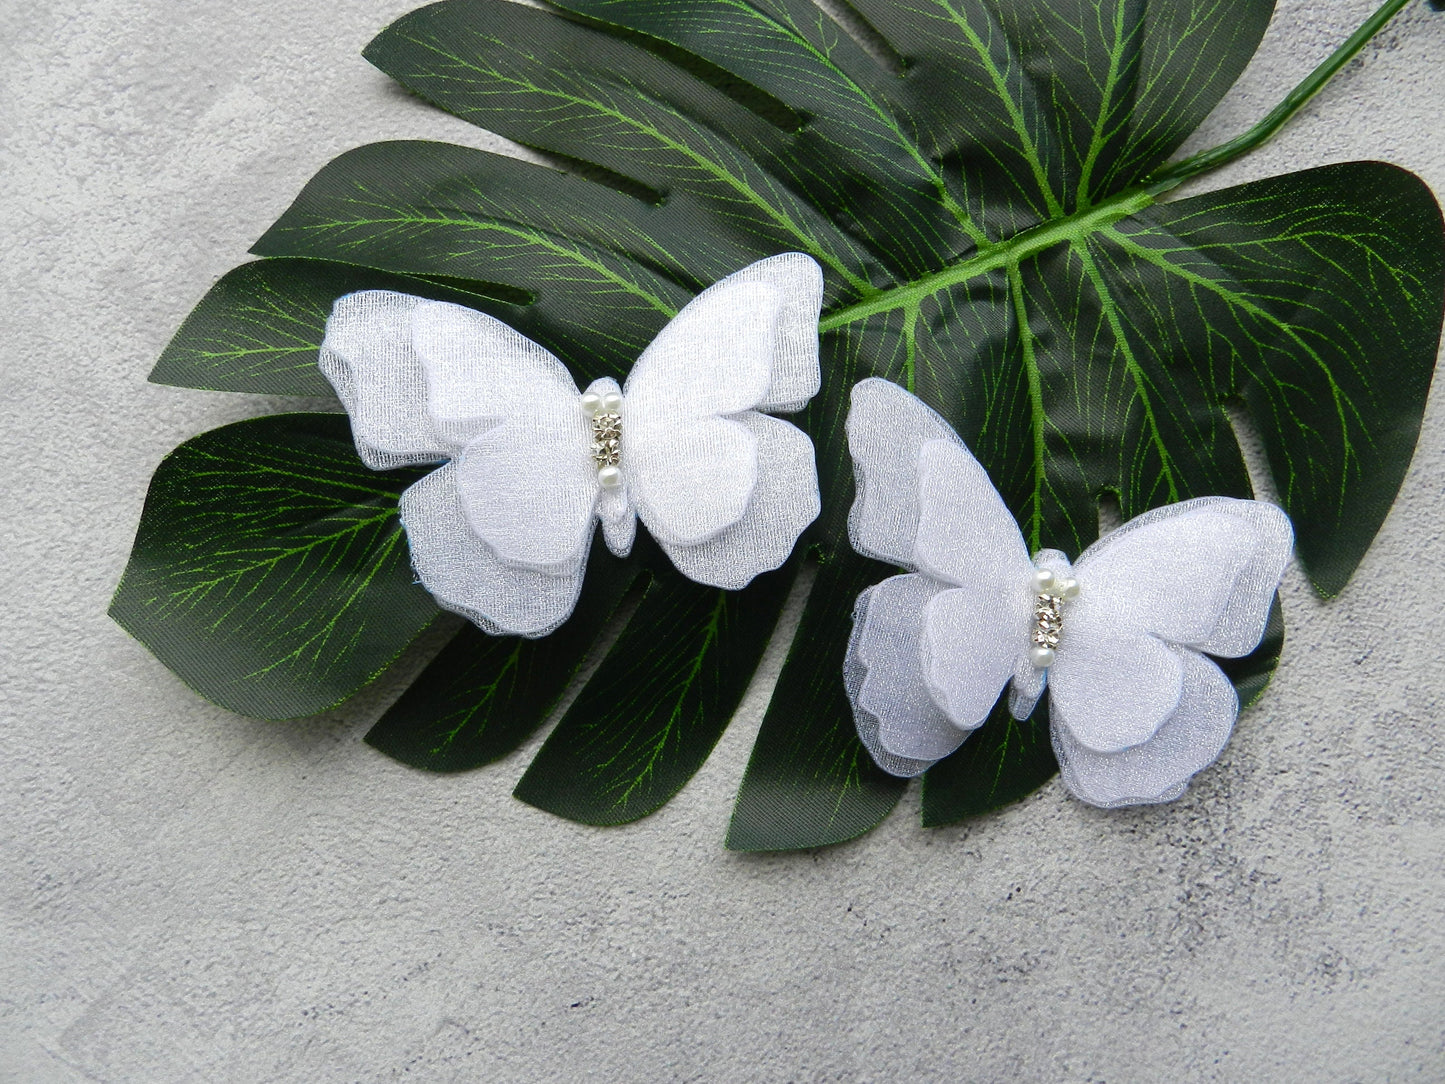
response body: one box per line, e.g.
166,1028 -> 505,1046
399,464 -> 588,638
845,380 -> 1035,772
410,300 -> 598,574
1049,497 -> 1292,804
846,574 -> 972,777
1052,647 -> 1237,808
321,292 -> 601,637
914,440 -> 1037,727
846,377 -> 957,568
320,291 -> 452,469
624,253 -> 823,588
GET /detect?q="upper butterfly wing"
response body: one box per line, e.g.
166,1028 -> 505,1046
1050,497 -> 1293,757
846,377 -> 957,568
913,440 -> 1037,729
320,291 -> 454,470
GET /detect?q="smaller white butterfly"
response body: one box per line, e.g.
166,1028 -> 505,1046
320,254 -> 824,638
845,378 -> 1293,808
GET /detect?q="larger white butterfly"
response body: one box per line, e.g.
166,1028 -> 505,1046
319,253 -> 824,638
845,378 -> 1293,808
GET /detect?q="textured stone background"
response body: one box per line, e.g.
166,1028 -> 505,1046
2,1 -> 1443,1080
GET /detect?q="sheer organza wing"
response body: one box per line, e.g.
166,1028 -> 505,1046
913,440 -> 1035,726
846,377 -> 958,568
399,464 -> 589,639
624,254 -> 823,549
845,574 -> 972,778
911,439 -> 1034,590
655,412 -> 819,589
320,291 -> 453,470
1052,646 -> 1238,808
846,380 -> 1034,738
846,379 -> 1032,587
705,252 -> 824,413
1049,497 -> 1293,754
1072,498 -> 1292,655
410,300 -> 599,573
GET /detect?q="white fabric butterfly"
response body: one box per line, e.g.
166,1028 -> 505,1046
844,378 -> 1293,808
319,254 -> 824,638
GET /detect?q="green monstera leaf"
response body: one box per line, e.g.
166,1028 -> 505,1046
119,0 -> 1444,849
110,414 -> 441,718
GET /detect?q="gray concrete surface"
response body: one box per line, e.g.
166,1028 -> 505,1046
2,1 -> 1443,1080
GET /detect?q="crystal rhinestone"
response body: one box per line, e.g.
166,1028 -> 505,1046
1028,575 -> 1070,667
590,411 -> 623,470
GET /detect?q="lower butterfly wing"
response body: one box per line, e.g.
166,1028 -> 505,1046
846,574 -> 974,777
399,464 -> 588,638
655,413 -> 818,589
1052,647 -> 1237,807
1048,498 -> 1291,776
410,301 -> 599,573
624,255 -> 822,561
912,438 -> 1035,730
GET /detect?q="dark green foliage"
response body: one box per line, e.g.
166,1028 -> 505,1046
115,0 -> 1444,847
110,414 -> 439,718
515,561 -> 798,825
726,554 -> 908,851
920,699 -> 1058,829
364,542 -> 642,772
150,258 -> 531,395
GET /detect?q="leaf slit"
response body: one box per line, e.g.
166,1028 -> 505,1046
523,568 -> 653,749
1221,395 -> 1283,507
1095,490 -> 1123,537
519,145 -> 667,206
815,0 -> 908,77
551,7 -> 806,132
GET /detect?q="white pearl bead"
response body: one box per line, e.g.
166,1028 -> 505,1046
1033,568 -> 1057,593
1060,578 -> 1080,599
1030,645 -> 1056,669
601,391 -> 623,413
597,465 -> 622,489
580,392 -> 602,415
